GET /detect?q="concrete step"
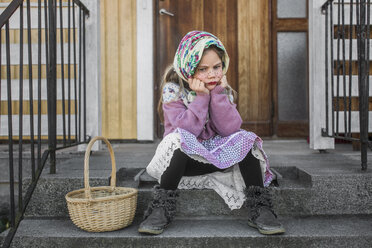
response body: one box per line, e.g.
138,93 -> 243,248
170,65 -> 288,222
23,175 -> 311,218
22,165 -> 310,218
1,215 -> 372,248
23,165 -> 372,219
4,141 -> 372,222
2,141 -> 372,247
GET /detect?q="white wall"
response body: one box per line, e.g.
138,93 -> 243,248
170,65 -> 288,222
309,0 -> 334,150
81,0 -> 155,148
79,0 -> 101,151
136,0 -> 154,141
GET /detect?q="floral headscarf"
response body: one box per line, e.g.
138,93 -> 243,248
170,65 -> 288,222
173,30 -> 229,82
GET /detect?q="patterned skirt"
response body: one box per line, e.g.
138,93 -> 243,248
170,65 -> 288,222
146,128 -> 273,210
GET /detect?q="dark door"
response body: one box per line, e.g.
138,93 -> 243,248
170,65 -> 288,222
155,0 -> 274,138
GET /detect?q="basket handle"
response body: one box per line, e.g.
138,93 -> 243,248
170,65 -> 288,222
84,136 -> 116,199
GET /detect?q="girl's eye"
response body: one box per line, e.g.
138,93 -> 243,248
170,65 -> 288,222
214,65 -> 222,70
198,68 -> 206,72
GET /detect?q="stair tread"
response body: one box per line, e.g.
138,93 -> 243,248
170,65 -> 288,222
2,215 -> 372,248
10,215 -> 372,238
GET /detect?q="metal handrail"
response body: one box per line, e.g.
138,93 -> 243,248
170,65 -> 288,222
321,0 -> 370,170
0,0 -> 90,247
321,0 -> 335,12
0,0 -> 89,28
0,0 -> 23,28
73,0 -> 89,16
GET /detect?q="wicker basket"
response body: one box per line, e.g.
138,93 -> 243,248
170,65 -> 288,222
65,136 -> 138,232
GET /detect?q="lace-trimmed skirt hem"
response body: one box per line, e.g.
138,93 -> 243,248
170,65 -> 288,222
146,128 -> 274,210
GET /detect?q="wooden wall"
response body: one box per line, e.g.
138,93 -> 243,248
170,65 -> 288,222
1,0 -> 275,139
100,0 -> 137,139
237,0 -> 272,136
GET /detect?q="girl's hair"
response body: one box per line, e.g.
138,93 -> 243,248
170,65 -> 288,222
157,45 -> 237,123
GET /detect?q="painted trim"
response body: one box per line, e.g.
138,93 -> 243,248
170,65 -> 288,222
79,0 -> 102,151
309,0 -> 334,149
136,0 -> 154,141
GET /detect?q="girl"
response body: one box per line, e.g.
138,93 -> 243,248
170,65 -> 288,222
138,31 -> 285,235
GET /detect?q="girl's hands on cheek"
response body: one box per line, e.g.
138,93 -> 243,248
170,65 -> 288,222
219,75 -> 228,88
188,78 -> 210,95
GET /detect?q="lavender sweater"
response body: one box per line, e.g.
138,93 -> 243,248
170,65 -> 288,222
163,84 -> 243,140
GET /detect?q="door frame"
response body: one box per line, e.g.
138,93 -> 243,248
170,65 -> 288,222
136,0 -> 155,141
271,0 -> 309,137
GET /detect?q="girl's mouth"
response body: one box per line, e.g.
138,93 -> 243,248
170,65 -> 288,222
207,81 -> 217,85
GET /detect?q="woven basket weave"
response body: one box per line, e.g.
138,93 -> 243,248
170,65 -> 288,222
65,136 -> 138,232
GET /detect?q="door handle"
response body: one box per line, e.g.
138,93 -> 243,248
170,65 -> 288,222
159,8 -> 174,17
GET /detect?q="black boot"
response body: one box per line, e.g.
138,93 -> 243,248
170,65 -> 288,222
244,186 -> 285,235
138,185 -> 178,235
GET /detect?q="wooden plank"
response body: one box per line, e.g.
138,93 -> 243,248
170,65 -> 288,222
104,0 -> 120,139
0,64 -> 75,79
204,0 -> 227,44
275,18 -> 308,32
204,0 -> 237,92
226,0 -> 238,92
238,0 -> 271,136
191,0 -> 204,30
241,121 -> 272,137
120,0 -> 137,139
276,121 -> 309,137
0,99 -> 76,114
334,25 -> 372,39
100,0 -> 107,138
237,0 -> 249,119
100,0 -> 137,139
332,97 -> 372,111
333,60 -> 372,75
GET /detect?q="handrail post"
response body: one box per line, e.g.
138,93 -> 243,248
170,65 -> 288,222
47,0 -> 57,174
358,0 -> 368,170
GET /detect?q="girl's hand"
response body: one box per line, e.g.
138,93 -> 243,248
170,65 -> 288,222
188,78 -> 209,95
219,75 -> 228,88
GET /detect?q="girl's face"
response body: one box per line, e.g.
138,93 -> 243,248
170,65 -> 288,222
193,49 -> 223,91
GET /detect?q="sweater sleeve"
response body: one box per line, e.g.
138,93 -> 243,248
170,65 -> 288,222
163,86 -> 211,137
209,85 -> 242,136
